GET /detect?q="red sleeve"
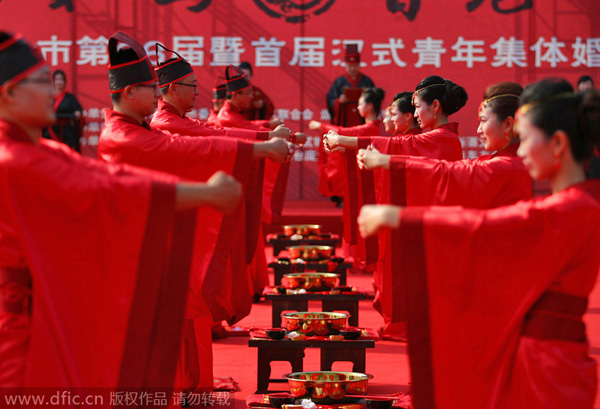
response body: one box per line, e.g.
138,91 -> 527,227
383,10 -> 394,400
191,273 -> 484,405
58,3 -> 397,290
1,139 -> 194,389
394,187 -> 600,408
388,155 -> 532,208
225,128 -> 269,141
365,125 -> 463,161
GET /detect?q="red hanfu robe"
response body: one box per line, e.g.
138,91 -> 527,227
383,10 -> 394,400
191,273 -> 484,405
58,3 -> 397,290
151,100 -> 270,295
395,180 -> 600,409
99,109 -> 255,322
354,123 -> 464,267
377,142 -> 533,340
98,109 -> 255,392
217,100 -> 288,226
216,101 -> 287,293
317,121 -> 380,200
151,100 -> 269,141
0,119 -> 193,394
317,120 -> 381,264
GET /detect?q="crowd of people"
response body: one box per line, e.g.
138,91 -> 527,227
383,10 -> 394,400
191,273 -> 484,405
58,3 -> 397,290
0,31 -> 599,409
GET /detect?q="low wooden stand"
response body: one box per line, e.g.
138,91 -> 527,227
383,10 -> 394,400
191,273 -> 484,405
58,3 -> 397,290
249,338 -> 375,393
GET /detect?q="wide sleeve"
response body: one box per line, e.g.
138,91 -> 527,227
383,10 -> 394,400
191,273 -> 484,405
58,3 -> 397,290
104,126 -> 250,183
1,141 -> 194,390
394,193 -> 600,408
389,155 -> 532,208
367,132 -> 462,160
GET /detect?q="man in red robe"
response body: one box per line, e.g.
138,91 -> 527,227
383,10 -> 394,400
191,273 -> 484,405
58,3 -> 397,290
97,33 -> 290,394
150,46 -> 298,305
0,31 -> 242,399
216,65 -> 307,297
206,76 -> 226,126
238,61 -> 275,121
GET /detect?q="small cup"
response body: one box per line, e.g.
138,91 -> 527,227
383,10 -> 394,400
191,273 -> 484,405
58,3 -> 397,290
265,328 -> 286,340
268,393 -> 295,408
339,327 -> 362,340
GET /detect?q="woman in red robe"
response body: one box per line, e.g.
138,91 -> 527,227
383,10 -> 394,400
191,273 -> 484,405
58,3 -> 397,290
358,79 -> 600,409
358,82 -> 532,341
310,87 -> 385,269
323,78 -> 467,268
312,87 -> 385,205
0,32 -> 241,396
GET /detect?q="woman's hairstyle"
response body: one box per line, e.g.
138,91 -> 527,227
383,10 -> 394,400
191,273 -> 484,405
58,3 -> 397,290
392,91 -> 414,114
520,78 -> 600,163
52,69 -> 66,81
361,87 -> 385,113
480,81 -> 522,122
413,75 -> 468,115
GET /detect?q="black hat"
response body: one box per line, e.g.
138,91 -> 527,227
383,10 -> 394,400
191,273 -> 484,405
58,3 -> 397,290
344,44 -> 360,63
108,32 -> 157,94
212,76 -> 226,101
155,43 -> 194,88
0,32 -> 47,87
225,65 -> 250,94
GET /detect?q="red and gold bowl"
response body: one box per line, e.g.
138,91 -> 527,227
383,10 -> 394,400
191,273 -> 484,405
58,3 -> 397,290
283,224 -> 321,237
281,312 -> 347,336
282,273 -> 339,292
288,245 -> 333,261
283,371 -> 373,404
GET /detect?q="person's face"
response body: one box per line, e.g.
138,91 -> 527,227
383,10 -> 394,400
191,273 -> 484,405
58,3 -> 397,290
241,68 -> 252,81
53,72 -> 66,93
7,66 -> 56,128
516,113 -> 556,181
392,105 -> 412,134
383,109 -> 394,134
578,80 -> 593,92
345,62 -> 360,78
132,82 -> 160,117
175,73 -> 198,113
233,87 -> 253,110
477,106 -> 508,151
357,96 -> 371,118
413,95 -> 435,129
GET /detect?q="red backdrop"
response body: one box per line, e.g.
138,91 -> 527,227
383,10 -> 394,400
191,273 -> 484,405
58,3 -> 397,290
2,0 -> 599,200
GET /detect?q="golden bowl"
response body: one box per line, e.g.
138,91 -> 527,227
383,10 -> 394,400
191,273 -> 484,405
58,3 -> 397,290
283,224 -> 321,237
283,371 -> 373,404
281,312 -> 348,336
282,272 -> 339,292
288,245 -> 333,261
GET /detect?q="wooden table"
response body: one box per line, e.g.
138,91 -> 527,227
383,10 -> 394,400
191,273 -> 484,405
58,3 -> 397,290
265,292 -> 366,327
266,233 -> 341,257
249,338 -> 375,393
269,258 -> 351,286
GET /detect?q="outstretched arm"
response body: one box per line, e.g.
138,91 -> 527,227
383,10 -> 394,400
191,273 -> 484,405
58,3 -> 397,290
175,171 -> 242,212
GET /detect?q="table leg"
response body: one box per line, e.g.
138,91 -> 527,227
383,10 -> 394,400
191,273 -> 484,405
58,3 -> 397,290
320,348 -> 366,373
256,347 -> 305,393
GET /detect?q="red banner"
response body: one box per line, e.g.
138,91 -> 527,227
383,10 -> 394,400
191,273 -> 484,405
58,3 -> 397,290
2,0 -> 599,200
